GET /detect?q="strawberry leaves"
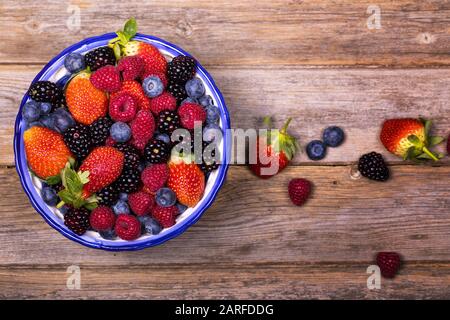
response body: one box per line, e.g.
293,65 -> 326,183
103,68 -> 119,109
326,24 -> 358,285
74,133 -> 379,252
402,119 -> 443,162
109,18 -> 138,60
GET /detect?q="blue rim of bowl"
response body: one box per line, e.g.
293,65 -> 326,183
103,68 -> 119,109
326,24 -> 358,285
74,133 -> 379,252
14,33 -> 231,251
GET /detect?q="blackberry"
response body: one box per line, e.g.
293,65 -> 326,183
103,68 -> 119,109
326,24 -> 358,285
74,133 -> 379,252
53,95 -> 67,109
167,55 -> 196,84
114,143 -> 141,170
28,81 -> 62,103
199,142 -> 220,173
157,110 -> 180,134
64,207 -> 91,235
63,124 -> 93,159
167,82 -> 188,105
90,117 -> 113,147
358,152 -> 389,182
114,168 -> 141,193
144,139 -> 170,164
96,185 -> 119,206
84,46 -> 116,72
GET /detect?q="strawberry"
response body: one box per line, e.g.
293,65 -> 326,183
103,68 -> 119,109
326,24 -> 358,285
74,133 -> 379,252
110,80 -> 151,111
130,110 -> 155,151
23,126 -> 73,179
128,191 -> 154,216
376,252 -> 401,278
152,205 -> 179,228
167,154 -> 205,207
380,118 -> 444,161
149,92 -> 177,115
90,65 -> 122,93
117,55 -> 144,81
109,91 -> 138,122
249,117 -> 298,179
288,178 -> 312,206
141,164 -> 169,193
66,71 -> 108,125
178,103 -> 206,129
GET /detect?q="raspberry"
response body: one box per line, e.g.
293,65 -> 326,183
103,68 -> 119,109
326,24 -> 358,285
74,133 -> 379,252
141,164 -> 169,193
152,205 -> 179,228
115,214 -> 141,240
111,81 -> 151,111
288,178 -> 312,206
130,110 -> 155,151
376,252 -> 401,278
90,65 -> 122,93
178,103 -> 206,129
128,191 -> 154,216
109,92 -> 138,122
149,92 -> 177,115
141,53 -> 167,76
117,56 -> 144,81
89,206 -> 116,231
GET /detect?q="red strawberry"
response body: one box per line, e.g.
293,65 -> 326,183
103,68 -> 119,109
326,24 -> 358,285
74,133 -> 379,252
128,191 -> 154,216
149,92 -> 177,115
141,69 -> 168,87
117,56 -> 144,81
109,91 -> 138,122
141,164 -> 169,193
249,117 -> 298,179
380,118 -> 443,161
90,65 -> 122,93
167,154 -> 205,207
115,214 -> 141,240
110,80 -> 151,111
376,252 -> 401,278
178,103 -> 206,129
152,205 -> 178,228
130,110 -> 155,151
89,206 -> 116,231
23,126 -> 73,179
288,178 -> 312,206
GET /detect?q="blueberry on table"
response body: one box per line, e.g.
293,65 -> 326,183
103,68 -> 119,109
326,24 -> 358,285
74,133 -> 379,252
22,101 -> 41,122
110,122 -> 131,143
41,186 -> 59,206
185,78 -> 205,99
323,126 -> 345,147
155,187 -> 177,207
142,76 -> 164,98
64,52 -> 86,74
205,105 -> 220,124
306,140 -> 327,160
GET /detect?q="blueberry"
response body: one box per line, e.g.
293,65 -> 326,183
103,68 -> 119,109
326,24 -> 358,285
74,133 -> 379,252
56,74 -> 71,88
39,114 -> 58,131
99,229 -> 117,240
59,205 -> 69,215
22,101 -> 41,122
41,187 -> 58,206
138,216 -> 162,235
112,200 -> 130,215
185,78 -> 205,99
26,121 -> 42,129
142,76 -> 164,98
155,187 -> 176,207
205,105 -> 220,123
53,108 -> 75,133
110,122 -> 131,143
306,140 -> 327,160
64,52 -> 85,74
198,95 -> 213,107
155,133 -> 171,145
203,123 -> 221,143
176,203 -> 188,214
322,126 -> 345,147
181,97 -> 198,105
38,102 -> 52,115
119,193 -> 128,202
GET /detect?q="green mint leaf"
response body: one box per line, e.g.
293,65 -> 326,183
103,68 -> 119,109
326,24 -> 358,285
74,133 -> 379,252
123,17 -> 137,40
45,175 -> 61,185
429,136 -> 444,146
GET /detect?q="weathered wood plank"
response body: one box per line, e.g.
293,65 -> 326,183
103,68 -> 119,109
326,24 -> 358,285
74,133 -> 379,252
1,166 -> 449,265
0,1 -> 449,66
1,66 -> 449,165
0,262 -> 449,299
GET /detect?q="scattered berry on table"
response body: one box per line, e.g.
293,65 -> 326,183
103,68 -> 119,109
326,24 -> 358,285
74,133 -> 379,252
198,95 -> 213,107
128,191 -> 154,216
41,186 -> 59,206
141,163 -> 169,193
178,103 -> 206,130
64,52 -> 86,74
155,133 -> 171,145
53,108 -> 76,133
110,122 -> 131,143
114,168 -> 141,193
28,81 -> 62,103
142,76 -> 164,98
22,101 -> 41,122
39,102 -> 52,115
157,110 -> 180,134
109,92 -> 138,122
167,55 -> 196,84
306,140 -> 327,161
89,206 -> 116,232
155,187 -> 177,207
114,143 -> 141,170
323,126 -> 345,147
100,229 -> 117,240
205,105 -> 220,124
130,110 -> 155,151
152,205 -> 179,228
176,203 -> 188,215
90,65 -> 122,93
117,55 -> 144,81
149,92 -> 177,115
84,46 -> 116,71
288,178 -> 312,206
115,214 -> 141,240
358,152 -> 390,182
167,82 -> 188,105
203,123 -> 221,143
138,216 -> 162,235
89,117 -> 113,147
376,252 -> 401,278
112,200 -> 130,215
63,124 -> 93,159
144,139 -> 170,164
96,185 -> 119,206
64,207 -> 91,236
185,77 -> 205,99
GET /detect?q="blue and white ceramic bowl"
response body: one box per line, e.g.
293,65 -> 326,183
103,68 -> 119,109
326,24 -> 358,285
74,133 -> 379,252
14,33 -> 230,251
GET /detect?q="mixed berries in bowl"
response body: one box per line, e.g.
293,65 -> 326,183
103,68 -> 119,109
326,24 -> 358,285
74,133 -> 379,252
14,19 -> 230,250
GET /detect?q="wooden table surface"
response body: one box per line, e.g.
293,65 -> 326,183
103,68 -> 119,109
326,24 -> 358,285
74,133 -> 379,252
0,0 -> 449,299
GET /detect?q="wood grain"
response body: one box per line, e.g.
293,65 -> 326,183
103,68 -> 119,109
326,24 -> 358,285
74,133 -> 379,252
1,262 -> 449,299
0,1 -> 449,66
1,65 -> 449,165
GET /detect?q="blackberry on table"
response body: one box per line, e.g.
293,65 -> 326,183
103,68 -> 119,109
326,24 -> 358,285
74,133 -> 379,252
114,168 -> 141,193
157,110 -> 180,134
64,207 -> 91,235
90,117 -> 113,147
114,143 -> 141,170
167,82 -> 188,105
358,152 -> 389,182
167,55 -> 196,84
63,124 -> 93,159
144,139 -> 170,164
84,46 -> 116,71
96,185 -> 119,206
28,81 -> 63,103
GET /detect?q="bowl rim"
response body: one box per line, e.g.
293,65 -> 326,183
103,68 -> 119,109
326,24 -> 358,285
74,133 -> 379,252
14,32 -> 230,251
